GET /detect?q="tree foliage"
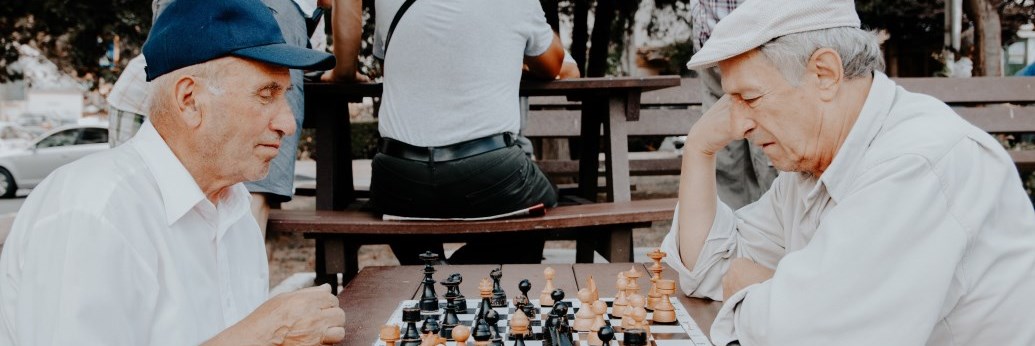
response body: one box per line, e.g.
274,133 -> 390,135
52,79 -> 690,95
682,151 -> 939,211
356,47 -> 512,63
0,0 -> 153,84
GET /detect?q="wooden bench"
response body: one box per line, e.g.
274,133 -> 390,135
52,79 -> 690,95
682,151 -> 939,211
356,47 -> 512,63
268,198 -> 676,291
524,76 -> 1035,175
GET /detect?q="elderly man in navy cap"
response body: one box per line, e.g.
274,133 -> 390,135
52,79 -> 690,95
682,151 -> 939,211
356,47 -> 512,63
660,0 -> 1035,345
0,0 -> 346,345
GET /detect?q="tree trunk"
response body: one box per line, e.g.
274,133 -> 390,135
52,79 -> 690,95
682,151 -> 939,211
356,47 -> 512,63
964,0 -> 1003,76
571,0 -> 590,75
587,0 -> 615,77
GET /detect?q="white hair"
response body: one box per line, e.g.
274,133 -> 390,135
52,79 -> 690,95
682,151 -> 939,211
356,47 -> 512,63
148,58 -> 231,121
758,26 -> 885,85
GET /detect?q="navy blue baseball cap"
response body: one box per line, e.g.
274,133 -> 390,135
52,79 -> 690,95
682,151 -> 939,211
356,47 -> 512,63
142,0 -> 335,81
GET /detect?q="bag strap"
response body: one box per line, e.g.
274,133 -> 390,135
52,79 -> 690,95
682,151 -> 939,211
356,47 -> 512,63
383,0 -> 418,56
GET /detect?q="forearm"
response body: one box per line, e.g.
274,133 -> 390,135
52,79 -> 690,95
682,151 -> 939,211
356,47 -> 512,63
676,145 -> 719,271
329,0 -> 362,81
202,317 -> 278,346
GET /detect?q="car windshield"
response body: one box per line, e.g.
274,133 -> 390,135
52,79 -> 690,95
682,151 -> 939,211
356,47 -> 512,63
36,129 -> 79,148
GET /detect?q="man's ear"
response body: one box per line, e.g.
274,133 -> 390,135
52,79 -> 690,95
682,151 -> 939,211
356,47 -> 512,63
174,76 -> 204,128
806,48 -> 843,102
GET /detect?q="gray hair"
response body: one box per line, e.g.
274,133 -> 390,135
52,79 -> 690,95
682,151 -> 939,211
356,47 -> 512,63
758,26 -> 885,85
148,58 -> 231,122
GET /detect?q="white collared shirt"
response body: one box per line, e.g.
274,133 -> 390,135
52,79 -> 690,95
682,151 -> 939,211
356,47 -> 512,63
661,72 -> 1035,345
0,121 -> 268,345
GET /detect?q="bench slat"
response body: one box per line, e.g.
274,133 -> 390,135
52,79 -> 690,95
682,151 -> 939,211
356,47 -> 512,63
268,198 -> 676,234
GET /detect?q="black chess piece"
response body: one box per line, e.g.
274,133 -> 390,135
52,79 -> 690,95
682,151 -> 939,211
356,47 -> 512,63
440,294 -> 460,340
550,288 -> 565,305
400,306 -> 422,346
449,273 -> 467,311
623,328 -> 648,346
490,266 -> 507,307
553,303 -> 574,346
597,325 -> 616,346
473,318 -> 493,343
418,251 -> 440,312
514,279 -> 538,317
485,309 -> 504,346
420,315 -> 441,336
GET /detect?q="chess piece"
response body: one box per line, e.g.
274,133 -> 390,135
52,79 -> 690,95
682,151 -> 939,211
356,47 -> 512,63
572,288 -> 594,332
651,279 -> 677,324
597,325 -> 616,346
478,277 -> 494,321
440,293 -> 461,339
612,273 -> 628,318
420,332 -> 447,346
513,279 -> 537,318
624,266 -> 642,297
418,251 -> 440,312
509,309 -> 530,346
621,294 -> 644,329
540,267 -> 556,306
420,315 -> 441,336
401,306 -> 422,346
630,306 -> 649,332
587,275 -> 599,301
473,319 -> 492,346
380,324 -> 401,346
452,324 -> 471,345
449,273 -> 468,312
646,249 -> 666,310
586,300 -> 608,346
623,328 -> 648,346
553,303 -> 575,346
485,309 -> 504,345
490,266 -> 507,307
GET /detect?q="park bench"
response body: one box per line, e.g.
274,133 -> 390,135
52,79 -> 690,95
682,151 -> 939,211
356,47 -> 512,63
524,76 -> 1035,176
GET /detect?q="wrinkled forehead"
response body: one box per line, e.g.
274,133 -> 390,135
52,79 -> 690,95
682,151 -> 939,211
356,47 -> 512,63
717,49 -> 784,95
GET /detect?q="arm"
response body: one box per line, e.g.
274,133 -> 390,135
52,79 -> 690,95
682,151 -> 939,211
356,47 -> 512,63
203,285 -> 346,346
713,155 -> 967,345
522,33 -> 564,80
320,0 -> 365,82
556,50 -> 581,79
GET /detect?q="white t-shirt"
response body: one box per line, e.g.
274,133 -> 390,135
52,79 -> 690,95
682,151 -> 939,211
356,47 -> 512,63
0,122 -> 268,345
661,73 -> 1035,345
373,0 -> 555,147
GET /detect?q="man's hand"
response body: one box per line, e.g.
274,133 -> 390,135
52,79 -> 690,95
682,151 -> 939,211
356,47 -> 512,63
205,284 -> 346,346
683,94 -> 741,157
722,258 -> 775,301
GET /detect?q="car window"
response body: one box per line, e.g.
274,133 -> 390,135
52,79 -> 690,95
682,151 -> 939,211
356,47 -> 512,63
78,128 -> 108,145
36,129 -> 80,148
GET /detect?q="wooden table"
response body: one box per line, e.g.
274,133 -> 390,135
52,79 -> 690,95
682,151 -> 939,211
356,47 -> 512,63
337,263 -> 721,345
303,76 -> 680,208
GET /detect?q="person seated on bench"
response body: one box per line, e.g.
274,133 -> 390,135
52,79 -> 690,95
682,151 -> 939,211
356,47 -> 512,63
659,0 -> 1035,344
0,0 -> 345,344
369,0 -> 564,264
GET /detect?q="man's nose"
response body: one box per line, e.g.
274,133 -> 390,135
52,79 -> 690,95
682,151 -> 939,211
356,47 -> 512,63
270,99 -> 296,137
729,103 -> 757,139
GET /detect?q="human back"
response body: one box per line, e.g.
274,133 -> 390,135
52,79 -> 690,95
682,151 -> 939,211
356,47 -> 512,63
374,0 -> 555,147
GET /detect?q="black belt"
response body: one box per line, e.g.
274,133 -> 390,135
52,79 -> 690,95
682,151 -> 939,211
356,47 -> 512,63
379,133 -> 515,162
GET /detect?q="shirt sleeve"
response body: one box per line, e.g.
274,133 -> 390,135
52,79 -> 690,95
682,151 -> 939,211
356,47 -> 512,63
517,0 -> 555,57
711,155 -> 968,345
8,209 -> 159,346
660,175 -> 789,301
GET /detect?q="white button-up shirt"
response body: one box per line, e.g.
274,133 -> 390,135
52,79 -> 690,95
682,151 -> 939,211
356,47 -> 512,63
0,122 -> 269,345
662,72 -> 1035,345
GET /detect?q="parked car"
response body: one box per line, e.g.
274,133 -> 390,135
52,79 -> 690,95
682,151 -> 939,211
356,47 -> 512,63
0,124 -> 109,198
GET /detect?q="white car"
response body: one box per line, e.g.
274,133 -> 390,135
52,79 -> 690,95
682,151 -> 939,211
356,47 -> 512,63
0,124 -> 109,198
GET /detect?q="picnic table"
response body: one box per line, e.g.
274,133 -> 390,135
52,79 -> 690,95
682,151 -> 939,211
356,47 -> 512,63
337,263 -> 722,346
302,75 -> 682,210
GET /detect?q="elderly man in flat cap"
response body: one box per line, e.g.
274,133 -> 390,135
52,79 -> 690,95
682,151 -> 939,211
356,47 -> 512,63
660,0 -> 1035,345
0,0 -> 346,344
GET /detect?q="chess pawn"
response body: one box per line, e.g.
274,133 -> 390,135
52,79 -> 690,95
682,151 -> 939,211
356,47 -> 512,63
598,325 -> 616,346
612,274 -> 629,318
573,288 -> 595,332
380,324 -> 401,346
651,279 -> 677,324
509,309 -> 531,346
621,294 -> 644,329
452,325 -> 471,345
586,300 -> 608,346
540,267 -> 556,306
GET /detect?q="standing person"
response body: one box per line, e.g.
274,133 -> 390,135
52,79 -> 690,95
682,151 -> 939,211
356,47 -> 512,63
661,0 -> 1035,344
369,0 -> 564,264
691,0 -> 777,209
105,0 -> 172,147
0,0 -> 346,344
247,0 -> 364,249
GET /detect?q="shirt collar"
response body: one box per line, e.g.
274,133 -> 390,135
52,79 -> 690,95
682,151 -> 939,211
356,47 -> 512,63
808,71 -> 897,204
130,121 -> 249,226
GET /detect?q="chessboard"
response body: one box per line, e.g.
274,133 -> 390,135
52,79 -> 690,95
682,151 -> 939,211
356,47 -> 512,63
374,298 -> 712,346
